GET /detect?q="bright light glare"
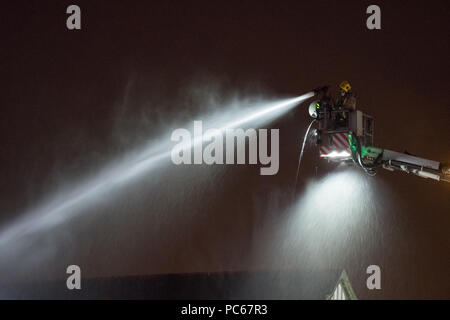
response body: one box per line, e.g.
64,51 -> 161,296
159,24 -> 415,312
291,168 -> 374,230
276,168 -> 382,270
0,92 -> 314,245
320,151 -> 351,158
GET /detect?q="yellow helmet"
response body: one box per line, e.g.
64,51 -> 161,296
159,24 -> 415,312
339,80 -> 351,93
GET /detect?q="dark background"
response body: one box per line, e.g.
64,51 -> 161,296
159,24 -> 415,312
0,1 -> 449,299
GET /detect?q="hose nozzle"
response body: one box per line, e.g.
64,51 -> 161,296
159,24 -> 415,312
313,85 -> 330,94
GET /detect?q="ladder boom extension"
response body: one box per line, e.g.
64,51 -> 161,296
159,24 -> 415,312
380,149 -> 449,183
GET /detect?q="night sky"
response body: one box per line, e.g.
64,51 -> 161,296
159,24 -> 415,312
1,1 -> 449,299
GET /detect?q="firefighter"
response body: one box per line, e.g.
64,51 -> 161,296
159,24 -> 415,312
337,80 -> 356,110
333,81 -> 355,128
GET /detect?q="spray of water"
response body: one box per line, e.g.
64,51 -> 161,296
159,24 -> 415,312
0,91 -> 314,247
252,167 -> 388,275
293,119 -> 316,194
